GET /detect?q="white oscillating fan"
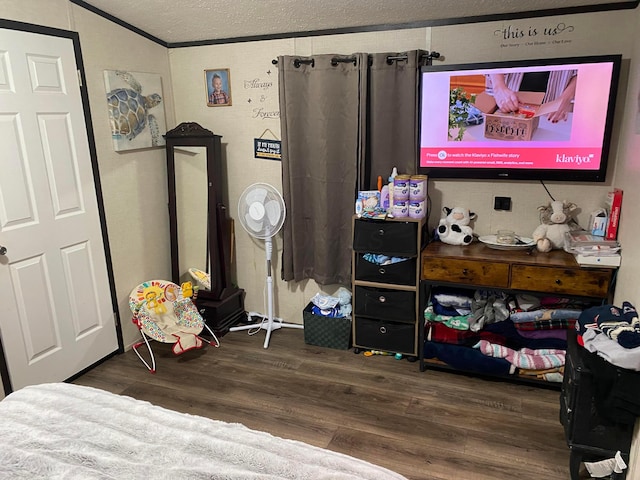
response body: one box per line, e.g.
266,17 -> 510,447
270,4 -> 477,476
229,183 -> 303,348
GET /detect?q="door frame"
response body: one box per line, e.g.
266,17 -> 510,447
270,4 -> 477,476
0,18 -> 123,395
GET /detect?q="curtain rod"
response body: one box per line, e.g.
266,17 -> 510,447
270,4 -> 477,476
272,51 -> 440,66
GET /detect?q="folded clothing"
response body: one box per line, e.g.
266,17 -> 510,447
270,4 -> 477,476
513,319 -> 575,331
510,309 -> 582,323
423,341 -> 514,376
427,319 -> 567,351
362,253 -> 409,266
583,329 -> 640,371
431,286 -> 474,310
311,305 -> 342,317
484,319 -> 568,350
516,328 -> 567,341
424,306 -> 469,330
425,321 -> 506,346
475,339 -> 565,370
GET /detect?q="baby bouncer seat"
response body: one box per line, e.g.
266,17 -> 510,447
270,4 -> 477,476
129,280 -> 219,373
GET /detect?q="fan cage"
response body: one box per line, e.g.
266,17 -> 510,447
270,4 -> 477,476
237,183 -> 286,239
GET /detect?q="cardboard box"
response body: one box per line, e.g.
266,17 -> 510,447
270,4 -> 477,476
357,190 -> 381,211
589,208 -> 608,237
473,91 -> 562,141
303,303 -> 351,350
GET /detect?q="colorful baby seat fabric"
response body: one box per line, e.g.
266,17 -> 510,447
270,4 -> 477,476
129,280 -> 205,354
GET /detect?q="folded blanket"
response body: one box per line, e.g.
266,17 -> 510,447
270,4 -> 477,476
513,319 -> 576,331
424,306 -> 470,330
475,339 -> 565,370
484,320 -> 568,350
583,329 -> 640,371
423,341 -> 514,376
431,287 -> 474,309
510,309 -> 582,323
425,321 -> 506,346
519,366 -> 565,383
516,329 -> 567,341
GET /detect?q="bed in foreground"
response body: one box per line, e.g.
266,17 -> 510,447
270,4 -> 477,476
0,383 -> 407,479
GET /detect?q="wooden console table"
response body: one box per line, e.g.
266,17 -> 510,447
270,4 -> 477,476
419,241 -> 616,375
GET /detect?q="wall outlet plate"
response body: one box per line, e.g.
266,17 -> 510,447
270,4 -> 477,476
494,196 -> 511,211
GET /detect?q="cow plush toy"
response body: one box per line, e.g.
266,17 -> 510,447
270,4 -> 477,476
532,200 -> 580,252
437,206 -> 476,246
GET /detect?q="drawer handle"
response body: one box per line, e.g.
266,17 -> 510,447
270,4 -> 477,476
462,269 -> 468,275
378,229 -> 385,236
555,279 -> 562,285
378,267 -> 386,275
378,295 -> 386,303
379,326 -> 387,334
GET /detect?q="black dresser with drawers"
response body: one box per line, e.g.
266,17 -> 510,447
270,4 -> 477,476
351,216 -> 427,358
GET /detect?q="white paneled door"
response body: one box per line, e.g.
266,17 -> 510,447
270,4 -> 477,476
0,26 -> 119,391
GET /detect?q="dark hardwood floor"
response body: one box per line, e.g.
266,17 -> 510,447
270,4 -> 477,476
73,327 -> 570,480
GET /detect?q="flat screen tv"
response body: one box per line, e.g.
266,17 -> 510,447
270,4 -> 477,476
418,54 -> 621,182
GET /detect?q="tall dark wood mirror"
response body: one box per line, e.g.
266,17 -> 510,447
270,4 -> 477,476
165,122 -> 245,332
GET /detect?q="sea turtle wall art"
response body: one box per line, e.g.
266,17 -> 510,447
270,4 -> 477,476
104,70 -> 167,151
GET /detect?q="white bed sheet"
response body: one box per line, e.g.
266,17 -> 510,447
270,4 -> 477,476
0,383 -> 407,479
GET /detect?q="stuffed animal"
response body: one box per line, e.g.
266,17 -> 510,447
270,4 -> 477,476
532,200 -> 580,252
437,206 -> 476,246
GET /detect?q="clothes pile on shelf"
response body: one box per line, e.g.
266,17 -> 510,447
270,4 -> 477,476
423,287 -> 591,382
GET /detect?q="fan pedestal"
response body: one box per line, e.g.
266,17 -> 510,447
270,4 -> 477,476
229,314 -> 303,349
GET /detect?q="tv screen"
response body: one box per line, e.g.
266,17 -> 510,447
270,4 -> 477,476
418,55 -> 621,182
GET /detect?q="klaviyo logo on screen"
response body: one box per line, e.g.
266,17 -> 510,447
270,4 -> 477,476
556,153 -> 595,165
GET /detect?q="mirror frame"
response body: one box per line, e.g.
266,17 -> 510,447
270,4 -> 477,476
165,122 -> 226,299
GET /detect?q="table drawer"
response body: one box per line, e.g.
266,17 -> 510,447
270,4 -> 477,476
422,258 -> 509,288
354,317 -> 416,354
354,286 -> 415,323
354,254 -> 416,286
511,265 -> 611,298
353,219 -> 418,256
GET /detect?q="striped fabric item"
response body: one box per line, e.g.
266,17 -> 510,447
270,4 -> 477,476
513,319 -> 576,331
476,339 -> 565,370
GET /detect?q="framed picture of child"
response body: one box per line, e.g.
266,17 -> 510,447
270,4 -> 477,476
205,69 -> 232,106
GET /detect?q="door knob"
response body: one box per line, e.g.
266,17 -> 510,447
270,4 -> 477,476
0,245 -> 6,256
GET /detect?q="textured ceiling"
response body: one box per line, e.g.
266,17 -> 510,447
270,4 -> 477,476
75,0 -> 635,45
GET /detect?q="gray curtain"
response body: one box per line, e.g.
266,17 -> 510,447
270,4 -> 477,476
279,53 -> 368,285
278,51 -> 422,285
363,51 -> 426,189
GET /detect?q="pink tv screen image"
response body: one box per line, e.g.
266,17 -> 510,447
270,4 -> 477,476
418,55 -> 621,181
